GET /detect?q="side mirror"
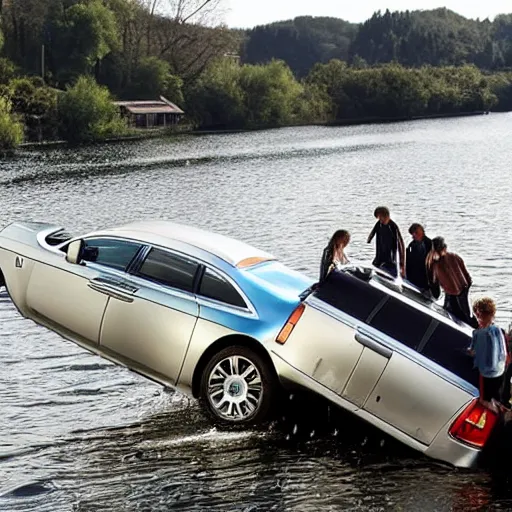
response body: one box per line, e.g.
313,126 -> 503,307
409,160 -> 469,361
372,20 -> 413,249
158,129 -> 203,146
66,239 -> 84,264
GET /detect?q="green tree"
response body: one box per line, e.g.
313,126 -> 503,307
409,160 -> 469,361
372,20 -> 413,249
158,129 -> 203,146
58,75 -> 128,142
0,96 -> 24,150
129,57 -> 184,104
49,0 -> 120,82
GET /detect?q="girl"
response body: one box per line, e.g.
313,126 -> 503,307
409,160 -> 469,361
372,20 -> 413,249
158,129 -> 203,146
319,230 -> 351,283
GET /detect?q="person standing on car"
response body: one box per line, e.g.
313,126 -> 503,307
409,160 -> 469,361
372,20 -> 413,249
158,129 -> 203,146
428,236 -> 478,327
405,223 -> 432,292
468,298 -> 507,404
367,206 -> 405,278
319,230 -> 351,282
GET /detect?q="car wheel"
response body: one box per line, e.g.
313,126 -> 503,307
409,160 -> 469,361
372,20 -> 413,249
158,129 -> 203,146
199,345 -> 277,425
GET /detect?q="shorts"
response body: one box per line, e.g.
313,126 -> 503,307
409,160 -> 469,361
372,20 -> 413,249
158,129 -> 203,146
479,374 -> 504,402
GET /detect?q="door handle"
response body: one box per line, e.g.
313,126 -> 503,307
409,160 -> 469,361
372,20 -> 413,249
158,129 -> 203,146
88,278 -> 137,303
355,331 -> 393,359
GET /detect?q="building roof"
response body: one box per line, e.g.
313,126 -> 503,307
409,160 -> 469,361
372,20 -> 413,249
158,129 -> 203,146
96,221 -> 275,268
114,97 -> 185,115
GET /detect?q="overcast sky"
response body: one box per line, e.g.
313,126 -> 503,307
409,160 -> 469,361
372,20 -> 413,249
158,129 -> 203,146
226,0 -> 511,28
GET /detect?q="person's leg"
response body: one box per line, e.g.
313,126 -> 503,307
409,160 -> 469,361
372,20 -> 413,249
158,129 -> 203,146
482,376 -> 504,402
457,288 -> 478,328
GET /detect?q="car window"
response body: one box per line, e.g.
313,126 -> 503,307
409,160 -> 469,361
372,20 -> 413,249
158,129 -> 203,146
199,268 -> 247,308
421,322 -> 478,386
138,248 -> 199,292
369,297 -> 433,350
82,238 -> 142,272
314,270 -> 387,322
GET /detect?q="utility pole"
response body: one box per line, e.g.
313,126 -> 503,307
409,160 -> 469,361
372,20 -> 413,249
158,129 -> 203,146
41,44 -> 45,83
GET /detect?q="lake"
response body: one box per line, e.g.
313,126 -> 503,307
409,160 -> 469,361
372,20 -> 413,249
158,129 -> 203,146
1,114 -> 512,511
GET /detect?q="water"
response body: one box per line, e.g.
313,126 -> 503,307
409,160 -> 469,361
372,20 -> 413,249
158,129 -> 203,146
1,114 -> 512,511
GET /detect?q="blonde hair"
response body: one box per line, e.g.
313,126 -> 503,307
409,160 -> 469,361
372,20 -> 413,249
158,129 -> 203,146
473,297 -> 497,318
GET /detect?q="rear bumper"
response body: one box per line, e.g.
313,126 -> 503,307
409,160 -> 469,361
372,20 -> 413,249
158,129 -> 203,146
271,350 -> 481,468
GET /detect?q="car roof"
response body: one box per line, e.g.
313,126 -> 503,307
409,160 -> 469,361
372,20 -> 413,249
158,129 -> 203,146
337,265 -> 473,335
93,221 -> 275,269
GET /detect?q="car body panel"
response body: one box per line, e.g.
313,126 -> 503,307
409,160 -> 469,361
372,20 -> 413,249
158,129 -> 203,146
273,305 -> 364,400
27,261 -> 109,344
364,351 -> 473,445
100,291 -> 198,386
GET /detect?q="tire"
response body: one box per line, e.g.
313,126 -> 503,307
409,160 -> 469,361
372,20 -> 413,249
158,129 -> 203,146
199,345 -> 277,426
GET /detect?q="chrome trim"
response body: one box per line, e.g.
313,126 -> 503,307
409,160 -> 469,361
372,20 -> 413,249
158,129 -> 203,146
87,281 -> 134,303
355,330 -> 392,359
306,295 -> 478,397
196,296 -> 257,319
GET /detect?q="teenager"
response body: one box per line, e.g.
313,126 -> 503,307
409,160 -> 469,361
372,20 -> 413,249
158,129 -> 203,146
428,236 -> 478,327
367,206 -> 405,278
406,223 -> 432,291
319,230 -> 351,282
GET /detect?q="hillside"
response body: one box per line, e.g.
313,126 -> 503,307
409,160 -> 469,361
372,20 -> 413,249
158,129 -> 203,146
243,16 -> 358,77
242,9 -> 512,75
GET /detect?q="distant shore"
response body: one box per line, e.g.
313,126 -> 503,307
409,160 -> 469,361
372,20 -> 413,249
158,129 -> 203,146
18,110 -> 492,150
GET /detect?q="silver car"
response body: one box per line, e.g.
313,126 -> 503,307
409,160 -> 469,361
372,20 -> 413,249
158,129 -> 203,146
0,221 -> 500,469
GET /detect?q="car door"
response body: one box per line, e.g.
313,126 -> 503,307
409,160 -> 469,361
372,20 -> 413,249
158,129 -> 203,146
361,298 -> 470,445
25,237 -> 142,345
99,247 -> 200,385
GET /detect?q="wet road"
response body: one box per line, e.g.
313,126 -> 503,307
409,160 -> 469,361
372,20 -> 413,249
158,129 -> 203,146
1,115 -> 512,511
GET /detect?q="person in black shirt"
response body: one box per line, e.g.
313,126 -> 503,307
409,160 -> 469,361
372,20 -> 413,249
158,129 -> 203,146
319,230 -> 351,282
405,223 -> 432,292
367,206 -> 405,278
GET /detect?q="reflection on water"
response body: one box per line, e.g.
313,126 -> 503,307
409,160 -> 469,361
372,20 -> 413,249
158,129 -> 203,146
1,115 -> 512,510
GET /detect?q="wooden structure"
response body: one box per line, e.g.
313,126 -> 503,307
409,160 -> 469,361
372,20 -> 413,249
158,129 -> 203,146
115,96 -> 185,129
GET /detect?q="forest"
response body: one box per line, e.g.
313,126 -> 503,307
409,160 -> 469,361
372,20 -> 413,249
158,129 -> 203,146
0,2 -> 511,150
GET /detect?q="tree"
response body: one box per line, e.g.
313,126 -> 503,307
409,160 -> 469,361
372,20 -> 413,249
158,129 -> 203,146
48,0 -> 120,82
58,76 -> 128,142
0,96 -> 24,150
129,56 -> 184,103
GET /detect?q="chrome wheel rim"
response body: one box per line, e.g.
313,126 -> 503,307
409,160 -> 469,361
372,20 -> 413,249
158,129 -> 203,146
207,355 -> 263,421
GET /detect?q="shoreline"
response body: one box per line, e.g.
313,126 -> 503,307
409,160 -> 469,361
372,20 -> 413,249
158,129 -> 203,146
18,110 -> 492,149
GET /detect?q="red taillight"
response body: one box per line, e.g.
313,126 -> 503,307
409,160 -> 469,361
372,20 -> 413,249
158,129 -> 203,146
449,399 -> 499,448
276,303 -> 305,345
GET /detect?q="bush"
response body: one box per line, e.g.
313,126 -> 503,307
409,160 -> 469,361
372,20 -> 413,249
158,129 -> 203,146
0,96 -> 24,151
58,76 -> 128,142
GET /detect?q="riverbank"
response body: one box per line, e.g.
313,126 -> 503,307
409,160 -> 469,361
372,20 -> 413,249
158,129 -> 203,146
16,110 -> 494,150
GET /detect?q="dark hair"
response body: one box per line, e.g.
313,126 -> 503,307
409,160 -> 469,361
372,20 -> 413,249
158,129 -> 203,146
374,206 -> 390,218
432,236 -> 447,252
408,223 -> 425,235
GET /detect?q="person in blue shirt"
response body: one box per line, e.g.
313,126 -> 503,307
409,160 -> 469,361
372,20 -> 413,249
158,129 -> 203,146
468,297 -> 507,404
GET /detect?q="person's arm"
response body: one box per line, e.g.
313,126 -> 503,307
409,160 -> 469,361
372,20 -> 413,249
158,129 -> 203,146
468,330 -> 477,356
367,222 -> 378,244
396,224 -> 406,277
458,255 -> 473,288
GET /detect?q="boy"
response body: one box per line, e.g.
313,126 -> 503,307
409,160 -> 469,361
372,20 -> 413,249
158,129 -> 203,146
367,206 -> 405,278
406,223 -> 432,292
468,298 -> 507,404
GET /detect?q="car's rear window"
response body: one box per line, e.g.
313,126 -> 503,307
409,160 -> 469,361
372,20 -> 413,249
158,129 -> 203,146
314,271 -> 386,323
421,323 -> 478,387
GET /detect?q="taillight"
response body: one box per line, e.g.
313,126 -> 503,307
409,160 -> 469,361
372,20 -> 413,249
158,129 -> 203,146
449,399 -> 499,448
276,303 -> 305,345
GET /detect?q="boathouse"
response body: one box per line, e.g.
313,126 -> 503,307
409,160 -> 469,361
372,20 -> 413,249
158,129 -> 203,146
114,96 -> 185,129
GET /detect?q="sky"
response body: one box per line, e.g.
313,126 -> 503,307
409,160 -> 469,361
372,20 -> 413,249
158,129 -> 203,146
225,0 -> 511,28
